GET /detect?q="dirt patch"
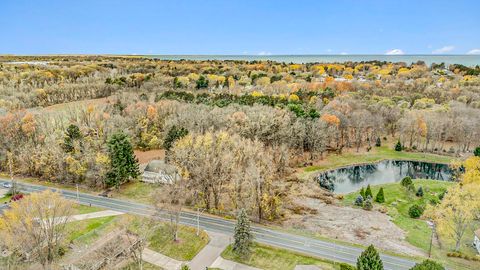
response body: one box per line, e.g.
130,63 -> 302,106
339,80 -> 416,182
284,196 -> 425,257
134,149 -> 165,164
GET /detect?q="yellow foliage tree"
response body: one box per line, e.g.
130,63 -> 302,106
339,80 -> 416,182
0,190 -> 74,268
426,156 -> 480,251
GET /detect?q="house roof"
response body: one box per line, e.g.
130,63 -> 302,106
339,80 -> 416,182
144,159 -> 178,175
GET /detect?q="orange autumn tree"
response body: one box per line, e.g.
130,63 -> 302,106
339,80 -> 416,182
321,113 -> 340,127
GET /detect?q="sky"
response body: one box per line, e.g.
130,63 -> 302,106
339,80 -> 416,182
1,0 -> 480,55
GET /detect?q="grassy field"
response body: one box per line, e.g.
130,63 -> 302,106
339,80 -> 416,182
147,223 -> 209,261
303,146 -> 455,174
343,180 -> 479,270
221,243 -> 349,270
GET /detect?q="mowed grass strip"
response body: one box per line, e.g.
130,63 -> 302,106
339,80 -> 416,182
221,242 -> 344,270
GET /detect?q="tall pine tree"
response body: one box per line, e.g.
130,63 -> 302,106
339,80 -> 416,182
375,187 -> 385,203
106,132 -> 140,189
233,208 -> 253,258
357,245 -> 384,270
365,184 -> 373,199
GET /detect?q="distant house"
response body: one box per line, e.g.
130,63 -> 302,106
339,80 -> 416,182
141,160 -> 180,184
474,229 -> 480,254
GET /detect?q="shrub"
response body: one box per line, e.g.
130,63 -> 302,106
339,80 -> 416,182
11,193 -> 24,201
410,259 -> 445,270
375,137 -> 381,147
375,187 -> 385,203
195,75 -> 208,89
416,186 -> 424,197
355,195 -> 364,206
447,252 -> 480,261
357,245 -> 383,270
429,197 -> 440,205
438,190 -> 446,200
400,176 -> 412,187
363,197 -> 373,211
474,146 -> 480,157
408,204 -> 424,218
340,263 -> 356,270
395,140 -> 402,151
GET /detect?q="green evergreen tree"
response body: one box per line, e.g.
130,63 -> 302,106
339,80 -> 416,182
409,259 -> 445,270
357,245 -> 384,270
106,132 -> 140,189
233,208 -> 253,258
359,187 -> 366,199
365,184 -> 373,199
395,140 -> 402,151
375,187 -> 385,203
196,75 -> 208,89
62,124 -> 82,153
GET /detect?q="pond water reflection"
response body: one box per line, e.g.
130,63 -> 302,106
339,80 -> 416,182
315,160 -> 453,193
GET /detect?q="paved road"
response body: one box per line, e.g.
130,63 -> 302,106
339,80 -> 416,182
0,179 -> 417,270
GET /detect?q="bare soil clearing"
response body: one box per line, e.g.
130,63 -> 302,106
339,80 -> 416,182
285,196 -> 425,257
134,149 -> 165,165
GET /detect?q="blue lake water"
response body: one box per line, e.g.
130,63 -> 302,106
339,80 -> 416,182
315,160 -> 453,194
148,55 -> 480,66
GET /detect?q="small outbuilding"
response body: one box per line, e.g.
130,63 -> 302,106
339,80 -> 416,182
141,159 -> 180,184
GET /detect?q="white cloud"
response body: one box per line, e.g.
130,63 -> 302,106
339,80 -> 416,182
326,49 -> 332,53
385,49 -> 405,55
467,49 -> 480,55
432,45 -> 454,54
257,51 -> 272,56
340,52 -> 348,55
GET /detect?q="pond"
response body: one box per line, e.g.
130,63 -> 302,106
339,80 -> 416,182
315,160 -> 453,194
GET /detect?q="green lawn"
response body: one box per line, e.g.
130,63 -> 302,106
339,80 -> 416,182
0,194 -> 11,204
66,216 -> 118,244
72,203 -> 103,214
64,215 -> 209,263
147,223 -> 209,261
221,243 -> 349,270
303,146 -> 454,174
343,180 -> 479,270
114,180 -> 158,204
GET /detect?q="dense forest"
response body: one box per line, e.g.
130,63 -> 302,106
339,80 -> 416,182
1,55 -> 479,220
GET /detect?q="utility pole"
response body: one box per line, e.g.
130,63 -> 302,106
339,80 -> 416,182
7,151 -> 17,195
196,208 -> 205,236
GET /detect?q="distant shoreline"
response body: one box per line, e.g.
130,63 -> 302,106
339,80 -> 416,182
1,54 -> 479,66
146,54 -> 480,66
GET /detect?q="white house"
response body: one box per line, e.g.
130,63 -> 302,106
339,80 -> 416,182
474,229 -> 480,254
141,160 -> 180,184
